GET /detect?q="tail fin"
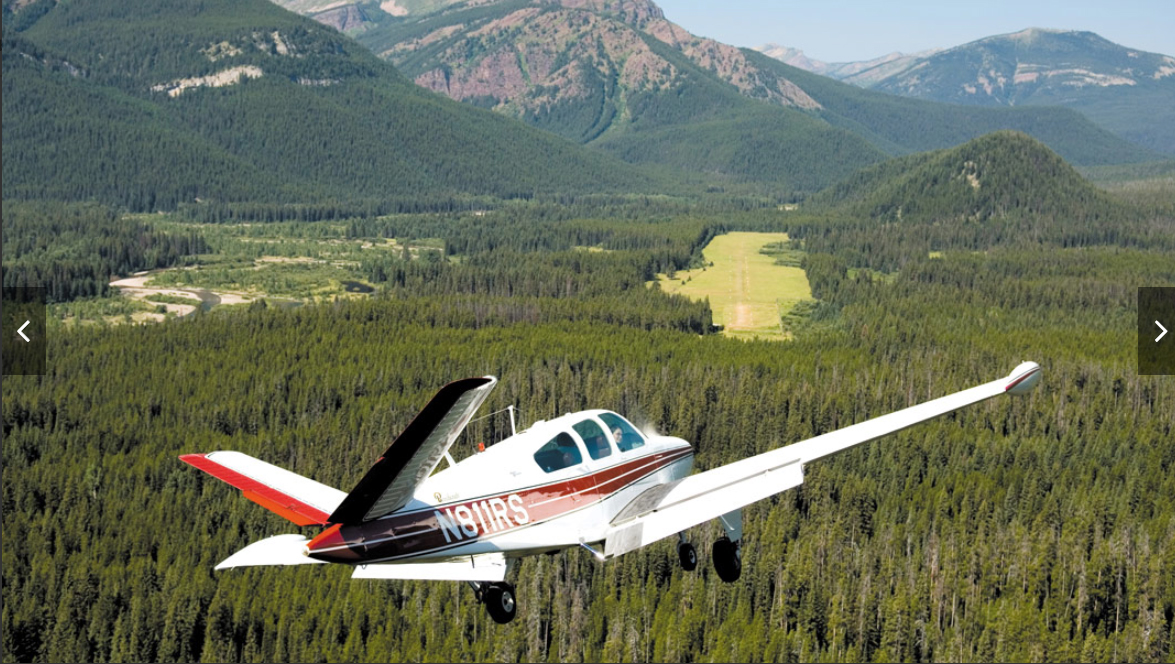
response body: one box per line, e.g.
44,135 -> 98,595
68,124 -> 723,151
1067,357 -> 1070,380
180,451 -> 346,526
327,376 -> 497,524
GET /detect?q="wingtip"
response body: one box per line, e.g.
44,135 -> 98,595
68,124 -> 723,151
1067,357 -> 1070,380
1005,361 -> 1042,395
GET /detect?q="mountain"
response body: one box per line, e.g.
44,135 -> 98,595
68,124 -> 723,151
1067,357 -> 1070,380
807,130 -> 1124,224
758,29 -> 1175,156
755,45 -> 938,86
283,0 -> 1159,184
739,52 -> 1155,167
335,0 -> 890,191
1,0 -> 659,211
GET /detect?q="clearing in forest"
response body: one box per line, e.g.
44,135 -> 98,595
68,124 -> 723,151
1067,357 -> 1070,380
652,232 -> 813,340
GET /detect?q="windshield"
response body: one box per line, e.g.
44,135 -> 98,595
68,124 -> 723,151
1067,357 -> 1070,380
599,412 -> 645,452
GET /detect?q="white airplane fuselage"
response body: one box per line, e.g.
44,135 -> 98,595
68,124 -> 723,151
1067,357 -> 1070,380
305,409 -> 693,564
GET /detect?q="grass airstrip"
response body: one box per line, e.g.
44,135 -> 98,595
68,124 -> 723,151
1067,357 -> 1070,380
651,232 -> 814,341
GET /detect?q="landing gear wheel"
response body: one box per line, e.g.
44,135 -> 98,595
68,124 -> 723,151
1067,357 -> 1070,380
483,582 -> 518,624
678,542 -> 698,571
712,537 -> 742,583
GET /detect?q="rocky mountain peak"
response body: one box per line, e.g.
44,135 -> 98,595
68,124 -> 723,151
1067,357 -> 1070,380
553,0 -> 664,27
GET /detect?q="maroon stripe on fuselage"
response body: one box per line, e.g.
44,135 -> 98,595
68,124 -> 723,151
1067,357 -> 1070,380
307,447 -> 692,563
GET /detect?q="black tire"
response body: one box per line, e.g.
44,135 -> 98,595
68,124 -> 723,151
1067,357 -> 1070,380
678,542 -> 698,571
483,582 -> 518,624
712,537 -> 742,583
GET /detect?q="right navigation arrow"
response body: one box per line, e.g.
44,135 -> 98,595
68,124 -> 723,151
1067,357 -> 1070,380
1158,321 -> 1169,343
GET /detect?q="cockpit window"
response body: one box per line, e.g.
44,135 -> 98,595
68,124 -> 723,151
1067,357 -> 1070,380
533,433 -> 583,473
600,413 -> 645,452
573,419 -> 613,461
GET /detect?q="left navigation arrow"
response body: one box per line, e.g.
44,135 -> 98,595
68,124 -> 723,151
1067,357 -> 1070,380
2,287 -> 46,374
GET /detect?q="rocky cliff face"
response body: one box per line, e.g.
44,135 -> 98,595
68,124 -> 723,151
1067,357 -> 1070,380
276,0 -> 820,140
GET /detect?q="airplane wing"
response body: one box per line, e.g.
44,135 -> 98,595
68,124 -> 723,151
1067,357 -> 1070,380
605,362 -> 1041,558
215,534 -> 327,569
327,376 -> 497,524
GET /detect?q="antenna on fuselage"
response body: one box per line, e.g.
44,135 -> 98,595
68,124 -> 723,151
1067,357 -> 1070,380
508,405 -> 517,436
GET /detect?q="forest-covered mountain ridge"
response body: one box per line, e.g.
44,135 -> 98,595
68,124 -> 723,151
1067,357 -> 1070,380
807,130 -> 1128,224
1,0 -> 663,211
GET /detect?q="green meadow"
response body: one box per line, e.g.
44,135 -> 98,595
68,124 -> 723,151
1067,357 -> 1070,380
653,232 -> 814,340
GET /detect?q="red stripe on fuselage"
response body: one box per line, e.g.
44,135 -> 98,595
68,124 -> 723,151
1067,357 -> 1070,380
306,447 -> 692,563
180,453 -> 331,526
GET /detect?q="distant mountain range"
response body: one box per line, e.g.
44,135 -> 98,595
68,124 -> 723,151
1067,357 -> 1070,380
757,29 -> 1175,156
755,45 -> 940,87
3,0 -> 1166,213
268,0 -> 1160,186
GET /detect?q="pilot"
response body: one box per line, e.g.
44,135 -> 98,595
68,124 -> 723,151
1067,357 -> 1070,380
612,427 -> 624,444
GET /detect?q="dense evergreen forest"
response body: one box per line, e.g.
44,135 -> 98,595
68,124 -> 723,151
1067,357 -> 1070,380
3,184 -> 1174,661
2,202 -> 210,302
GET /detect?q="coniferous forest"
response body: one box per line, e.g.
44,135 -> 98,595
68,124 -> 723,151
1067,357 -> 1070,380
4,190 -> 1175,662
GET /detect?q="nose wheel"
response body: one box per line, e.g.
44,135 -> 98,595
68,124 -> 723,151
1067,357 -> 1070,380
481,582 -> 517,624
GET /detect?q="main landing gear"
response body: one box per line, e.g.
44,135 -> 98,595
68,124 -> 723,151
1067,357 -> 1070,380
677,533 -> 698,571
713,509 -> 743,582
680,509 -> 743,582
711,537 -> 742,582
472,581 -> 518,624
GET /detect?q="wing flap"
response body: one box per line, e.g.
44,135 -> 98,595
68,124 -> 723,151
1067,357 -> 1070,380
181,451 -> 346,526
606,460 -> 803,558
351,553 -> 507,582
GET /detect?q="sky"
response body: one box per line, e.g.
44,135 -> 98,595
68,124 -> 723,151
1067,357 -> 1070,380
653,0 -> 1175,63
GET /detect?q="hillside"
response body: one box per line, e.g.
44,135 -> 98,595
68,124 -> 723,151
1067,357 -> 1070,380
1,0 -> 660,211
759,29 -> 1175,156
807,131 -> 1126,223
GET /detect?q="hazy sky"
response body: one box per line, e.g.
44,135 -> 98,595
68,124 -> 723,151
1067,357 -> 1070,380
653,0 -> 1175,62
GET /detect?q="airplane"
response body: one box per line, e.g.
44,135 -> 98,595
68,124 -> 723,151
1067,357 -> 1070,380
181,361 -> 1041,624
